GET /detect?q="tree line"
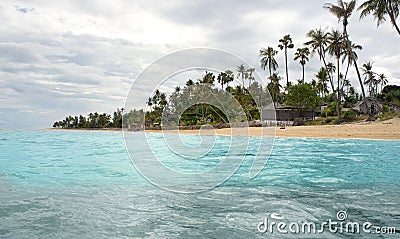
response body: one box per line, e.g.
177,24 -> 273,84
53,108 -> 125,129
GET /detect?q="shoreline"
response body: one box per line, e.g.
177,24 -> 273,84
46,117 -> 400,140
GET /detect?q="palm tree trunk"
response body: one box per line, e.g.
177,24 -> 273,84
269,64 -> 272,79
285,47 -> 289,88
353,60 -> 367,100
387,0 -> 400,36
336,57 -> 341,118
343,25 -> 369,115
302,64 -> 305,84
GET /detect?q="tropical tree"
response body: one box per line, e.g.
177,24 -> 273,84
286,83 -> 321,116
237,64 -> 247,87
267,73 -> 283,103
362,61 -> 376,97
377,73 -> 388,93
246,68 -> 255,89
217,70 -> 234,90
260,46 -> 279,78
326,29 -> 345,117
293,47 -> 310,83
358,0 -> 400,36
305,28 -> 337,94
325,0 -> 368,113
324,0 -> 356,35
200,71 -> 215,85
278,34 -> 294,89
315,67 -> 330,98
305,28 -> 329,65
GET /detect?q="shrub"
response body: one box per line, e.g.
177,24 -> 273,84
343,110 -> 356,119
382,104 -> 390,112
325,117 -> 333,124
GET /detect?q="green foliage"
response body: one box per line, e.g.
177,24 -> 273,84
380,111 -> 400,121
53,108 -> 125,129
343,94 -> 358,107
382,104 -> 390,112
386,90 -> 400,106
286,83 -> 320,110
322,102 -> 343,117
343,109 -> 356,119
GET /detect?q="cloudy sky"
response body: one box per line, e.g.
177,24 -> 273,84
1,0 -> 399,128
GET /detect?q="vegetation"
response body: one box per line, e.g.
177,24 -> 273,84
358,0 -> 400,35
285,83 -> 320,113
53,108 -> 125,129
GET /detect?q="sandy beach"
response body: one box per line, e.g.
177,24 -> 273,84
49,117 -> 400,140
146,117 -> 400,140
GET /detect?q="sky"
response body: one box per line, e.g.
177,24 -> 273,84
0,0 -> 399,129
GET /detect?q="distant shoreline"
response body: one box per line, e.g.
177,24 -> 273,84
46,117 -> 400,140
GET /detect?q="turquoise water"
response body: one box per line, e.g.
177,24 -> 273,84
0,130 -> 399,238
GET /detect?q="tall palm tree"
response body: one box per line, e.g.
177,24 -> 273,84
340,40 -> 367,101
237,64 -> 247,88
246,68 -> 255,89
362,61 -> 375,97
260,46 -> 278,78
358,0 -> 400,36
267,73 -> 283,102
217,70 -> 234,90
305,28 -> 329,60
294,47 -> 310,83
278,34 -> 294,89
315,67 -> 330,98
325,0 -> 369,116
377,73 -> 388,93
327,29 -> 346,117
324,0 -> 356,35
305,28 -> 337,93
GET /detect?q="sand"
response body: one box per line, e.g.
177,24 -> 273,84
146,118 -> 400,140
49,118 -> 400,140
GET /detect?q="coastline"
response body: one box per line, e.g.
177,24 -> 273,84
47,117 -> 400,140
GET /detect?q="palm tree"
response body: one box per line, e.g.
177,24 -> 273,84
293,47 -> 310,83
246,68 -> 255,89
217,70 -> 234,90
327,29 -> 346,117
267,73 -> 283,102
358,0 -> 400,36
237,64 -> 247,88
305,28 -> 329,64
200,71 -> 215,85
259,46 -> 278,78
324,0 -> 356,36
341,39 -> 367,101
305,28 -> 337,93
325,0 -> 369,113
315,67 -> 330,98
278,34 -> 294,89
362,61 -> 375,97
377,73 -> 388,93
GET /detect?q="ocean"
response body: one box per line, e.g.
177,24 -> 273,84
0,130 -> 399,238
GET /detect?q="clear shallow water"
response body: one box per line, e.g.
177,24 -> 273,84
0,130 -> 399,238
